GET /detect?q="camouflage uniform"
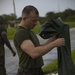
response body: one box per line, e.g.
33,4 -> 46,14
0,25 -> 7,75
0,16 -> 16,75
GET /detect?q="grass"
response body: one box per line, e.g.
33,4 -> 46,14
32,24 -> 41,34
43,59 -> 58,73
7,27 -> 16,39
65,22 -> 75,28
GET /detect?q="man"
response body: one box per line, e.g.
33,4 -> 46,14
13,5 -> 65,75
0,16 -> 16,75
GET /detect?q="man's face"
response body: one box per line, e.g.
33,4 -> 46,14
26,11 -> 39,29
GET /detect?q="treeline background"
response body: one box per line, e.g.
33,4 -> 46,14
1,8 -> 75,26
39,8 -> 75,24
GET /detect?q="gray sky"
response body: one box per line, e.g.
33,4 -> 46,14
0,0 -> 75,18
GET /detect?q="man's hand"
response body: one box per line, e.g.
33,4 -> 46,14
53,38 -> 65,47
12,50 -> 16,56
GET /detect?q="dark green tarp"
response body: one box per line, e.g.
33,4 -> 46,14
39,18 -> 75,75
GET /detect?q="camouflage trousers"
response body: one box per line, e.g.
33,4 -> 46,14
17,67 -> 45,75
0,55 -> 7,75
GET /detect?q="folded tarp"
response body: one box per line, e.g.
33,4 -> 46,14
39,17 -> 75,75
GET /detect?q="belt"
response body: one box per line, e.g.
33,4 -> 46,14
18,67 -> 41,73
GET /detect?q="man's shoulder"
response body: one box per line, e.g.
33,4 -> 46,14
16,28 -> 29,34
14,28 -> 30,38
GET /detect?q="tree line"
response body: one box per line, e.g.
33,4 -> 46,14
0,8 -> 75,27
39,8 -> 75,24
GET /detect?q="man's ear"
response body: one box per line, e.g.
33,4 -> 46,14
23,17 -> 26,20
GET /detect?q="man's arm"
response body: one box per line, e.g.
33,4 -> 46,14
1,31 -> 16,56
20,38 -> 65,59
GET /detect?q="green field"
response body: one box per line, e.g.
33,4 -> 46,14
7,27 -> 16,39
65,22 -> 75,28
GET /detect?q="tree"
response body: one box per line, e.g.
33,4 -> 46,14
46,12 -> 57,19
1,13 -> 17,27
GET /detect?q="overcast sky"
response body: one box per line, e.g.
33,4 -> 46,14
0,0 -> 75,18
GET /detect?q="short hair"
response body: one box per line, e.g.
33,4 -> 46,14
0,16 -> 4,25
22,5 -> 39,18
